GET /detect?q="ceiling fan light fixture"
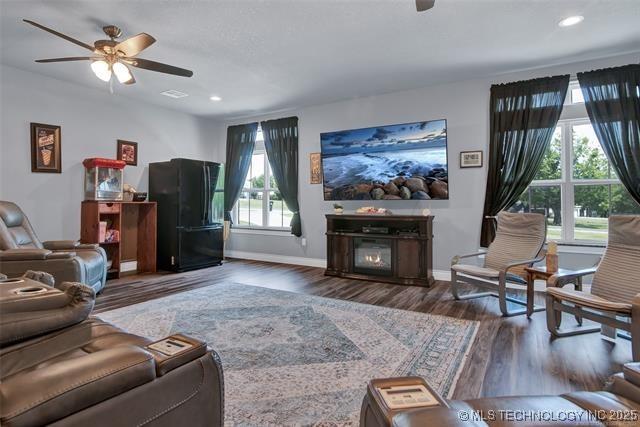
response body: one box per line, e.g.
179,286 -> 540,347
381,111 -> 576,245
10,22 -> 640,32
91,60 -> 112,82
113,61 -> 133,84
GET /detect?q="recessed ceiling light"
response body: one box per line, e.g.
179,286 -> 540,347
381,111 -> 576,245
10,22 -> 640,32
558,15 -> 584,27
209,95 -> 222,102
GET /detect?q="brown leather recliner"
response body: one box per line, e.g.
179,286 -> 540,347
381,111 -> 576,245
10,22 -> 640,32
0,201 -> 107,293
0,272 -> 224,426
361,370 -> 640,426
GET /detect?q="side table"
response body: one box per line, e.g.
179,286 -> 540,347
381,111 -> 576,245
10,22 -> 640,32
525,265 -> 587,322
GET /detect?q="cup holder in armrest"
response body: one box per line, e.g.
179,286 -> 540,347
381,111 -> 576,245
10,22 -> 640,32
13,286 -> 49,295
0,278 -> 24,284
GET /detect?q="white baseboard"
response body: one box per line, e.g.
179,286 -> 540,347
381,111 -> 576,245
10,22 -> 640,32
225,250 -> 326,268
225,250 -> 453,281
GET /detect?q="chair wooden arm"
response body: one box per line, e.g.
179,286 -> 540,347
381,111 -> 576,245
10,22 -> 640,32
547,267 -> 598,287
504,255 -> 546,273
451,251 -> 486,266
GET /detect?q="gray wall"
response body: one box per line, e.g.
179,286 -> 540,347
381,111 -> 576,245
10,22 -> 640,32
217,53 -> 639,271
0,64 -> 221,241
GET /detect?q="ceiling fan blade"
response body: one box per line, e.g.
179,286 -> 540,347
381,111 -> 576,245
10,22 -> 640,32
115,33 -> 156,57
124,57 -> 193,78
23,19 -> 95,51
416,0 -> 435,12
35,56 -> 95,63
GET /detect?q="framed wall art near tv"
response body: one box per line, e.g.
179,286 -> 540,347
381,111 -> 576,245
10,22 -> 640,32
310,152 -> 322,184
117,140 -> 138,166
459,150 -> 483,168
31,122 -> 61,173
320,119 -> 448,201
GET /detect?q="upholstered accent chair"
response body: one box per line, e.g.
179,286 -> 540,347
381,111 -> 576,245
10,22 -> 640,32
0,201 -> 107,293
546,215 -> 640,361
450,212 -> 547,316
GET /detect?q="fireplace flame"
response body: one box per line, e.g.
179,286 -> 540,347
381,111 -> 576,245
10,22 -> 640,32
364,253 -> 386,267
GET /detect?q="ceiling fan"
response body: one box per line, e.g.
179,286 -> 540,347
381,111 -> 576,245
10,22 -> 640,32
23,19 -> 193,85
416,0 -> 435,12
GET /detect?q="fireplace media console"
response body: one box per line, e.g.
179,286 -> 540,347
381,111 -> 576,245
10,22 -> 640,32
325,214 -> 434,286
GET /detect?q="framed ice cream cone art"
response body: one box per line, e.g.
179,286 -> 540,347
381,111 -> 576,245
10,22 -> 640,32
31,123 -> 61,173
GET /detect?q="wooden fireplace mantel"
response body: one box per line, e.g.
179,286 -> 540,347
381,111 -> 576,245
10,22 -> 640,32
325,214 -> 434,287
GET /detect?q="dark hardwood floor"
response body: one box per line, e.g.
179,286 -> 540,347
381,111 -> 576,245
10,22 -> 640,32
95,258 -> 631,400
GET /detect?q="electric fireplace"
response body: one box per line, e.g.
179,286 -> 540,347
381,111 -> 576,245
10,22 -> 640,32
353,238 -> 392,276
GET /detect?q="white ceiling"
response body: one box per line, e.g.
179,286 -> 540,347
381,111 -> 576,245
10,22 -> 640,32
1,0 -> 639,119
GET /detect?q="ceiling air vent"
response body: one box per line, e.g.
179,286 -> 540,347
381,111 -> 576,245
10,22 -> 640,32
160,89 -> 188,99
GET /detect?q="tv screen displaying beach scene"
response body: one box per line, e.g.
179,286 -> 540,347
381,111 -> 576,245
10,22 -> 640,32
321,119 -> 448,201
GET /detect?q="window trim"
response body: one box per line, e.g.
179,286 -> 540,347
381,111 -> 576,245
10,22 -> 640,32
231,133 -> 292,232
527,115 -> 626,244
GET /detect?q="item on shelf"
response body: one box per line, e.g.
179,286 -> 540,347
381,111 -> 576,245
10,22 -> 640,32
422,208 -> 431,216
133,192 -> 147,202
123,183 -> 138,202
355,206 -> 392,215
362,226 -> 389,234
104,228 -> 119,243
333,203 -> 344,214
83,158 -> 126,201
99,221 -> 107,242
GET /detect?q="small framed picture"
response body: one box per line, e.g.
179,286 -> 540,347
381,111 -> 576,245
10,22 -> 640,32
310,152 -> 322,184
31,122 -> 61,173
117,140 -> 138,166
460,150 -> 483,168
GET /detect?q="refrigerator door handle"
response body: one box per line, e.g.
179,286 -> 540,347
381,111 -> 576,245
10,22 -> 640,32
205,164 -> 211,224
201,164 -> 207,225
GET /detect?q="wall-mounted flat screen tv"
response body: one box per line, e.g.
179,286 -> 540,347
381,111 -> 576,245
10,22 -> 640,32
321,119 -> 448,201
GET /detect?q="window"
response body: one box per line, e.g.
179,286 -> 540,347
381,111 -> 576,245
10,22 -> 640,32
509,82 -> 640,244
232,128 -> 293,230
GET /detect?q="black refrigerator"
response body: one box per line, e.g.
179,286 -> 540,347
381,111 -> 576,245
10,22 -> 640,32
149,158 -> 224,272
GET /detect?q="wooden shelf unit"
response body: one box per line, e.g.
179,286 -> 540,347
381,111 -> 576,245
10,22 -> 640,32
325,214 -> 434,287
81,201 -> 157,278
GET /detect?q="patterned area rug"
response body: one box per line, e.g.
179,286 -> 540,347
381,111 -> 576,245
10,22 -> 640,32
100,283 -> 478,426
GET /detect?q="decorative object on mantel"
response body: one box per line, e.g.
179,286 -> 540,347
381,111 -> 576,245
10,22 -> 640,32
459,150 -> 483,168
356,206 -> 392,215
422,208 -> 431,216
30,122 -> 61,173
117,140 -> 138,166
333,203 -> 344,214
546,241 -> 559,273
310,152 -> 322,184
83,158 -> 126,201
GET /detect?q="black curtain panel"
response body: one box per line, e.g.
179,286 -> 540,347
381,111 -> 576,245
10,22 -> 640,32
480,75 -> 570,247
224,122 -> 258,223
261,116 -> 302,237
578,64 -> 640,206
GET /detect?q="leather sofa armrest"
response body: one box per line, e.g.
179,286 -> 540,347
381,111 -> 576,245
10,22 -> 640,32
0,249 -> 52,260
0,346 -> 157,426
76,243 -> 99,250
42,240 -> 79,250
0,249 -> 75,261
392,408 -> 487,427
0,281 -> 94,345
145,334 -> 208,376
